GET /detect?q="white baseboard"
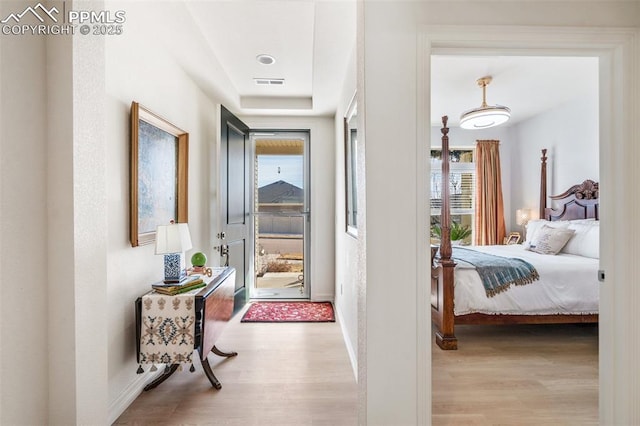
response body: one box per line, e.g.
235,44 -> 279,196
108,369 -> 163,424
334,304 -> 358,381
311,292 -> 334,302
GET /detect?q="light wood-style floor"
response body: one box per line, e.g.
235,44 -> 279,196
432,323 -> 598,426
115,310 -> 597,426
114,305 -> 358,425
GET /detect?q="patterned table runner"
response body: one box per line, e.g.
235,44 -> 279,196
138,267 -> 227,374
138,268 -> 229,373
138,286 -> 201,372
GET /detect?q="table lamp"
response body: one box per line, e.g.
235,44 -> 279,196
155,221 -> 193,283
516,208 -> 531,239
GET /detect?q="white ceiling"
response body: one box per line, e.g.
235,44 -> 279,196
171,2 -> 598,121
184,0 -> 357,117
431,55 -> 598,127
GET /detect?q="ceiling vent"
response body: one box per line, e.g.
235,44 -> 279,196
254,78 -> 285,86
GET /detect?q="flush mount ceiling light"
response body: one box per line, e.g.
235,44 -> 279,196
256,54 -> 276,65
459,76 -> 511,130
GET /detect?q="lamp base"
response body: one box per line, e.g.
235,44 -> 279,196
163,253 -> 187,283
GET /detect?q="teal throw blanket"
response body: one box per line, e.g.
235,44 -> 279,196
452,247 -> 540,298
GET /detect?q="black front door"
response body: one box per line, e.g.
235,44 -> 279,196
219,105 -> 250,315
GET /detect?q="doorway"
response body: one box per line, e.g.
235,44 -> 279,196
429,52 -> 600,421
250,131 -> 311,299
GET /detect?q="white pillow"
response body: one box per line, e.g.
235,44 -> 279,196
525,219 -> 570,247
580,223 -> 599,258
527,225 -> 575,255
561,223 -> 592,255
561,221 -> 599,258
570,218 -> 596,224
561,219 -> 600,259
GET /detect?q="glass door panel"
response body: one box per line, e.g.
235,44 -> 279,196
251,133 -> 310,299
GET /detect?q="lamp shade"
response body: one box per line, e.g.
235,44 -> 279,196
155,222 -> 192,255
460,106 -> 511,129
460,76 -> 511,130
516,209 -> 531,226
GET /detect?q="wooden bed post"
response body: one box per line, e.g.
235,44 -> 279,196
435,116 -> 457,350
539,149 -> 547,219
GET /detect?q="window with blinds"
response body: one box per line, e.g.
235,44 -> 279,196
430,149 -> 475,242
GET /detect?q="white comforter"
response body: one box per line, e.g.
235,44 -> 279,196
452,245 -> 599,316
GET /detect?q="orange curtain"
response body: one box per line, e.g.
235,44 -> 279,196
474,140 -> 506,245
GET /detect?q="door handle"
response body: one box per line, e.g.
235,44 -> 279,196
214,244 -> 230,266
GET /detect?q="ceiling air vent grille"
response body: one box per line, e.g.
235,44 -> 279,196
254,78 -> 285,86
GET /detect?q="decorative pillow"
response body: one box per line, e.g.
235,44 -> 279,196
524,219 -> 570,247
527,225 -> 575,255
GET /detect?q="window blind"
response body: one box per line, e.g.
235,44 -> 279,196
430,158 -> 476,216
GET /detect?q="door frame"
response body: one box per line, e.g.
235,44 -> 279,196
417,25 -> 638,424
249,130 -> 311,299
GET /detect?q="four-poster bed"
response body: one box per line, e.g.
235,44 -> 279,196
431,116 -> 599,350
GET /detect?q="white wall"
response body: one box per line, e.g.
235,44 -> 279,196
2,1 -> 110,423
241,115 -> 336,302
361,4 -> 423,424
105,4 -> 220,421
334,47 -> 358,376
511,93 -> 599,220
47,23 -> 109,424
0,3 -> 49,423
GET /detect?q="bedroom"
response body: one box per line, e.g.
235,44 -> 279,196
429,54 -> 599,326
427,54 -> 599,420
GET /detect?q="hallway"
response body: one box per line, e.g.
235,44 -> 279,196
114,307 -> 358,425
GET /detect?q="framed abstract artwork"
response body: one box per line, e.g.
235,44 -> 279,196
130,102 -> 189,247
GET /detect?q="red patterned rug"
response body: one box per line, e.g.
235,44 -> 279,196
241,301 -> 335,323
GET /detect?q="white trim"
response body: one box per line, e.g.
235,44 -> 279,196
415,29 -> 430,426
419,24 -> 639,425
108,370 -> 163,425
249,130 -> 312,300
311,292 -> 334,302
598,30 -> 640,424
335,302 -> 358,380
213,104 -> 223,268
345,90 -> 359,238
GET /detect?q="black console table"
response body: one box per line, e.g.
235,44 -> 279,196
135,267 -> 237,390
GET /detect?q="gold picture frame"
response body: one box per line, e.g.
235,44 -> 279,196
505,232 -> 521,245
130,102 -> 189,247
